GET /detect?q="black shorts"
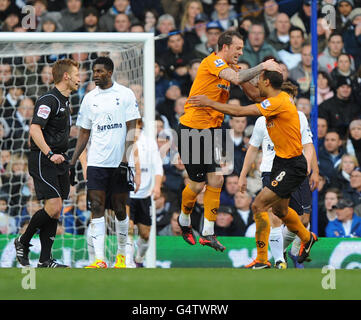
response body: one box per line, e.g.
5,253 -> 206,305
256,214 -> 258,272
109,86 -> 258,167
177,123 -> 222,182
87,166 -> 129,209
267,154 -> 307,200
262,172 -> 311,215
28,150 -> 70,200
128,197 -> 152,226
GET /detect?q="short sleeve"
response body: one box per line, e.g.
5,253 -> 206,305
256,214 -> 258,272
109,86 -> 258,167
76,94 -> 92,129
125,89 -> 141,122
31,96 -> 57,128
249,117 -> 266,148
298,111 -> 313,145
256,96 -> 282,118
206,54 -> 230,77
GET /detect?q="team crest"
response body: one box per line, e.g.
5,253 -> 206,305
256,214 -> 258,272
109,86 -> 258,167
271,180 -> 278,187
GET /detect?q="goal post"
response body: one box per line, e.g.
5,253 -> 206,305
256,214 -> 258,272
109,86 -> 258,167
0,32 -> 156,268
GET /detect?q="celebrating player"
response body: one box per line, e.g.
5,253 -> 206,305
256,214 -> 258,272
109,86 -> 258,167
70,56 -> 141,268
188,70 -> 318,268
15,58 -> 80,268
239,81 -> 319,268
177,30 -> 281,251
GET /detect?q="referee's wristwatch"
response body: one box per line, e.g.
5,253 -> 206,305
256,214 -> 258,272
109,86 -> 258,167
46,150 -> 54,159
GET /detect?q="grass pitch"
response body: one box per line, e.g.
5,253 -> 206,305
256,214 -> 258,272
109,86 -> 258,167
0,268 -> 360,300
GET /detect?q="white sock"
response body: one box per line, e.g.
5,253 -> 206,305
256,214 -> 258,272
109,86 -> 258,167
89,216 -> 105,261
126,233 -> 135,266
115,215 -> 128,256
269,226 -> 285,262
179,211 -> 191,227
202,218 -> 214,236
282,226 -> 296,252
86,228 -> 95,263
291,223 -> 309,256
135,237 -> 148,263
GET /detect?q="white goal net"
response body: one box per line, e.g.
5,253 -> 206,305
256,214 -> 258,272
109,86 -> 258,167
0,33 -> 155,268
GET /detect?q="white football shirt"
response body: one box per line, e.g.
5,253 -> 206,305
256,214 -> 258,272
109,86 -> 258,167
249,111 -> 313,173
129,132 -> 164,199
76,82 -> 140,167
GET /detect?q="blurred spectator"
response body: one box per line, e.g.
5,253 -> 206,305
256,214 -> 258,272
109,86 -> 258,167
192,13 -> 208,44
44,0 -> 67,12
168,96 -> 186,130
317,71 -> 334,105
194,21 -> 223,59
1,8 -> 20,31
211,0 -> 237,31
180,0 -> 203,31
214,205 -> 243,236
75,6 -> 101,32
0,149 -> 10,173
319,76 -> 361,138
278,26 -> 304,71
318,170 -> 332,205
319,130 -> 345,180
317,17 -> 332,54
99,0 -> 135,32
241,23 -> 279,67
234,190 -> 254,236
17,55 -> 41,99
220,173 -> 238,206
0,0 -> 20,27
17,196 -> 42,232
0,61 -> 14,88
343,167 -> 361,206
238,16 -> 253,39
154,189 -> 172,233
290,0 -> 313,39
318,117 -> 328,152
0,192 -> 16,234
343,7 -> 361,70
130,22 -> 144,32
143,8 -> 158,33
113,12 -> 131,32
37,14 -> 63,32
160,0 -> 186,27
326,198 -> 361,237
181,58 -> 201,96
159,32 -> 194,79
255,0 -> 279,36
267,13 -> 291,51
158,211 -> 199,236
239,0 -> 263,20
331,53 -> 355,84
346,119 -> 361,165
37,64 -> 53,97
155,60 -> 169,106
156,81 -> 181,125
129,0 -> 163,23
318,188 -> 342,237
331,154 -> 359,190
0,118 -> 11,150
59,0 -> 84,31
336,0 -> 355,30
296,94 -> 311,122
289,44 -> 312,95
155,14 -> 176,56
319,32 -> 351,73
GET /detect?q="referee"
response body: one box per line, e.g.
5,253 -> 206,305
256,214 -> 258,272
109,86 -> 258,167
14,59 -> 80,268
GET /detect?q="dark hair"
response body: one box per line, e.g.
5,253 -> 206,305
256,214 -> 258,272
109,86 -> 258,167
189,58 -> 202,68
263,71 -> 283,89
318,70 -> 333,88
328,31 -> 343,42
84,6 -> 99,19
337,53 -> 351,63
218,30 -> 243,51
289,26 -> 304,38
92,56 -> 114,72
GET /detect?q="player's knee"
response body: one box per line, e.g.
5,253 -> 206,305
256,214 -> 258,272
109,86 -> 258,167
300,214 -> 310,227
208,175 -> 224,188
90,199 -> 105,218
139,231 -> 150,241
251,201 -> 264,214
188,180 -> 206,194
114,208 -> 126,221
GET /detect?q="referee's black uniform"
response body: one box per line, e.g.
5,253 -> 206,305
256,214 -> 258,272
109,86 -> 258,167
28,87 -> 72,200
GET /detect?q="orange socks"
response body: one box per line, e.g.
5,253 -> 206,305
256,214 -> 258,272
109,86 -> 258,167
203,185 -> 222,222
181,184 -> 198,215
281,207 -> 311,243
254,211 -> 270,263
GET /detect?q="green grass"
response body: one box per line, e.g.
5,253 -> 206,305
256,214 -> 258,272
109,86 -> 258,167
0,268 -> 360,300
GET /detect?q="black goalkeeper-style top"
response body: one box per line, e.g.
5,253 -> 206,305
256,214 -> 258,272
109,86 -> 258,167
30,87 -> 71,154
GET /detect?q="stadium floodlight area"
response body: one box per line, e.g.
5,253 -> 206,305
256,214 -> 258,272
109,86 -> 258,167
0,32 -> 156,268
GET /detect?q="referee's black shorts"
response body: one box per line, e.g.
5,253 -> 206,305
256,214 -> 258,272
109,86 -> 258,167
266,154 -> 307,200
177,123 -> 222,182
87,166 -> 129,209
28,150 -> 70,200
128,196 -> 152,226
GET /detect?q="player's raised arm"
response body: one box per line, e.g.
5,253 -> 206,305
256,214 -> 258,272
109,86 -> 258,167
188,95 -> 261,117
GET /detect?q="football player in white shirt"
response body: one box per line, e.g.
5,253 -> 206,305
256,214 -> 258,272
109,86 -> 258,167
70,57 -> 141,268
126,119 -> 163,268
239,81 -> 319,268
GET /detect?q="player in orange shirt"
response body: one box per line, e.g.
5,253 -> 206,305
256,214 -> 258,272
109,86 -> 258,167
188,70 -> 318,268
177,30 -> 281,251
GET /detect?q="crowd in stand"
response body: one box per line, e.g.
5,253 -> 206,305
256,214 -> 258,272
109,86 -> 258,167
1,0 -> 361,238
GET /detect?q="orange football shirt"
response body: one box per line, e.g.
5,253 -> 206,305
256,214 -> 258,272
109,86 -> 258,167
180,52 -> 233,129
256,91 -> 303,159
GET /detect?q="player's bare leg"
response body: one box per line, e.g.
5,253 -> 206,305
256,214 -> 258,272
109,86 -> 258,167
198,172 -> 226,252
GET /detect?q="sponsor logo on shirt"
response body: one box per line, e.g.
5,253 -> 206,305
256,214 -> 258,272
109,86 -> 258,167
97,123 -> 123,132
214,59 -> 225,67
217,84 -> 230,91
261,100 -> 271,109
37,105 -> 51,119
